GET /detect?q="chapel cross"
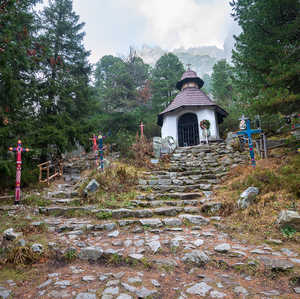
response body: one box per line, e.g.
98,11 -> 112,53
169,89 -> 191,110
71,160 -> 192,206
9,140 -> 30,204
186,63 -> 192,70
236,115 -> 262,167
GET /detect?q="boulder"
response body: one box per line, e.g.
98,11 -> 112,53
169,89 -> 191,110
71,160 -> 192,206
259,256 -> 294,271
186,282 -> 212,296
182,250 -> 210,266
147,240 -> 161,253
153,137 -> 162,158
225,132 -> 237,146
237,187 -> 259,209
31,243 -> 43,254
201,202 -> 223,215
0,287 -> 11,299
84,179 -> 99,195
277,210 -> 300,231
161,136 -> 176,154
79,246 -> 103,261
214,243 -> 231,253
3,228 -> 22,241
136,287 -> 158,298
75,294 -> 97,299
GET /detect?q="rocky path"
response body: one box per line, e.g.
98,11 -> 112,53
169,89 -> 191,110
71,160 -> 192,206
1,143 -> 300,298
1,209 -> 300,298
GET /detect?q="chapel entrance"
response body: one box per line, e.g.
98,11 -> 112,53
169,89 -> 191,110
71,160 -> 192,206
178,113 -> 199,147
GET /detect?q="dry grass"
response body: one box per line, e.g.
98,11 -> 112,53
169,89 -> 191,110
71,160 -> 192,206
78,162 -> 139,208
5,246 -> 41,265
215,152 -> 300,244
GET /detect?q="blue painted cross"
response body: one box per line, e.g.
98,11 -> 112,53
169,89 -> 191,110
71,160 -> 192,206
97,134 -> 106,171
97,131 -> 111,171
236,115 -> 262,167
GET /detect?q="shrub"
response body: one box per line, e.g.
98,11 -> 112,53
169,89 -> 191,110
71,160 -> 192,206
130,134 -> 153,168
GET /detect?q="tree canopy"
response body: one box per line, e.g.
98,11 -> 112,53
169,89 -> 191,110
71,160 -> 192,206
230,0 -> 300,115
151,53 -> 185,112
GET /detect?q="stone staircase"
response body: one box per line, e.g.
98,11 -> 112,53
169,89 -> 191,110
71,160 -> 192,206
138,142 -> 247,193
37,142 -> 248,233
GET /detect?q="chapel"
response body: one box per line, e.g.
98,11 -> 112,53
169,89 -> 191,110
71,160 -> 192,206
157,68 -> 228,147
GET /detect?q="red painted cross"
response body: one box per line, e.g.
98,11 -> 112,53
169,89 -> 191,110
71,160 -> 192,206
9,140 -> 30,204
89,135 -> 98,167
140,122 -> 144,138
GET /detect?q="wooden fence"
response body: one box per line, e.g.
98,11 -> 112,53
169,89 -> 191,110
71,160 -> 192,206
38,161 -> 63,185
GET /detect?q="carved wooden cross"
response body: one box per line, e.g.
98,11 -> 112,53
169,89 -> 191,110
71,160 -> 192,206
9,140 -> 30,204
236,116 -> 262,167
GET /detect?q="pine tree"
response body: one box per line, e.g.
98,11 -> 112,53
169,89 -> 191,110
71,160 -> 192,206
211,59 -> 233,109
95,51 -> 149,112
151,53 -> 184,112
95,55 -> 137,112
37,0 -> 95,155
231,0 -> 300,115
0,0 -> 41,187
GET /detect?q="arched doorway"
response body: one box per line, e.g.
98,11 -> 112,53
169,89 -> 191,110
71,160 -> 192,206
178,113 -> 199,147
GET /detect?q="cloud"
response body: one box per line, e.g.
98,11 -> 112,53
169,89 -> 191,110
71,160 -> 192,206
36,0 -> 236,63
135,0 -> 232,50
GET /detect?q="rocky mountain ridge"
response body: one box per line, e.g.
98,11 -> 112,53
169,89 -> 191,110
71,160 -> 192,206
137,44 -> 228,77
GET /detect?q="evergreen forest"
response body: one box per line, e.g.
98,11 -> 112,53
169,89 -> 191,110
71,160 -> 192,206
1,0 -> 300,190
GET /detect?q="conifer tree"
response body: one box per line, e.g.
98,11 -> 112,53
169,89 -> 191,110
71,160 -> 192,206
0,0 -> 41,186
151,53 -> 184,112
211,59 -> 233,109
37,0 -> 95,155
95,55 -> 136,112
231,0 -> 300,115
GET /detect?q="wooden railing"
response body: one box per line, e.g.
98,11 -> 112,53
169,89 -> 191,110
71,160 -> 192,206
38,161 -> 63,185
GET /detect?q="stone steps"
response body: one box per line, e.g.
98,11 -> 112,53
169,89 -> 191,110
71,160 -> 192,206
130,199 -> 200,208
139,178 -> 219,186
42,213 -> 214,234
138,183 -> 212,192
137,192 -> 202,200
39,205 -> 205,219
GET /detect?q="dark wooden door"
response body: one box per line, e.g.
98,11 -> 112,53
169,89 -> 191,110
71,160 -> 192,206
178,113 -> 199,147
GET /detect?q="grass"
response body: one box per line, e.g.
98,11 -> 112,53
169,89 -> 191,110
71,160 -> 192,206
77,162 -> 139,210
23,194 -> 51,207
281,226 -> 297,239
5,246 -> 41,265
96,211 -> 112,220
0,266 -> 39,283
63,248 -> 78,262
0,212 -> 47,235
215,152 -> 300,243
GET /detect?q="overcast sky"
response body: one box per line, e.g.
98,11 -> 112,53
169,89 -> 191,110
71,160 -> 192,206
38,0 -> 238,63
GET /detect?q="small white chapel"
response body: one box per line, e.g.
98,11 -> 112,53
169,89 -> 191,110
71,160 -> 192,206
157,68 -> 228,147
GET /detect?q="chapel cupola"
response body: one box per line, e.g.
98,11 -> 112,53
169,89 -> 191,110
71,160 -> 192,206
175,67 -> 204,91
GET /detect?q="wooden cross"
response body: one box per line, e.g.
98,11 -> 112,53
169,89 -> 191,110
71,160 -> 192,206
236,115 -> 262,167
98,134 -> 107,171
9,140 -> 30,204
89,135 -> 98,167
140,122 -> 144,138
